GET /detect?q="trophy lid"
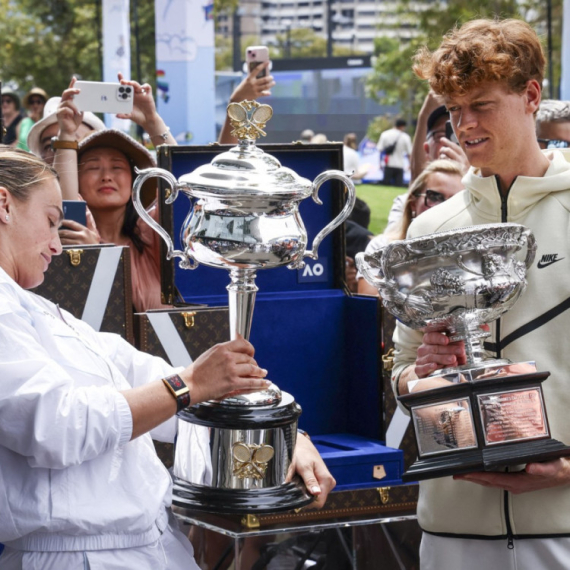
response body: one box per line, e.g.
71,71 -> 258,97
178,101 -> 313,200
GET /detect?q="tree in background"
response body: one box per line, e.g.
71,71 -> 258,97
0,0 -> 158,97
365,0 -> 563,132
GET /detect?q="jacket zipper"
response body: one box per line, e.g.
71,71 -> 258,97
496,175 -> 516,550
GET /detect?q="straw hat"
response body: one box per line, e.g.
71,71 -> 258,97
23,87 -> 48,108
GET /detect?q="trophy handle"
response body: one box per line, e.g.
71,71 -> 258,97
523,229 -> 537,268
133,167 -> 199,270
304,170 -> 356,260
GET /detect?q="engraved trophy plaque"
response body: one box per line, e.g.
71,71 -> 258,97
356,223 -> 570,481
133,101 -> 356,512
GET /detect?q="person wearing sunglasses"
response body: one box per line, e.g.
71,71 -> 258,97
357,159 -> 464,295
536,99 -> 570,151
16,87 -> 48,152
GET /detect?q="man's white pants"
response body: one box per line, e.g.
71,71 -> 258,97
421,533 -> 570,570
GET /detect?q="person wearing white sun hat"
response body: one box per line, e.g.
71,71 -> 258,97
27,95 -> 105,165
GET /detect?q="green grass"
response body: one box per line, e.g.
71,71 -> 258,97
356,183 -> 406,236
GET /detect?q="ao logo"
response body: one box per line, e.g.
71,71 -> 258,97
297,258 -> 328,283
302,263 -> 324,277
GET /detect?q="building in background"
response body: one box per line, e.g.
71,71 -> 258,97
216,0 -> 423,56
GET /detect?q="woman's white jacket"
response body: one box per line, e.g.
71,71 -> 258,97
0,267 -> 208,551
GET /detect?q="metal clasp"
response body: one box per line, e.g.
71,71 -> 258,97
377,487 -> 391,504
382,347 -> 395,372
181,311 -> 196,328
66,249 -> 83,267
240,514 -> 260,529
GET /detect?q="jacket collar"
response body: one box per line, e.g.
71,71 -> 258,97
463,150 -> 570,221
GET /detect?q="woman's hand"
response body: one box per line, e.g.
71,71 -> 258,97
230,62 -> 275,103
57,77 -> 84,139
288,433 -> 336,509
116,73 -> 159,129
58,220 -> 100,245
181,337 -> 269,404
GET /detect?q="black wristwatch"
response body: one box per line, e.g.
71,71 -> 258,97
162,374 -> 191,412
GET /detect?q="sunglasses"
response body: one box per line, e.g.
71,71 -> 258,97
28,98 -> 44,106
1,98 -> 14,104
413,189 -> 446,208
538,138 -> 570,150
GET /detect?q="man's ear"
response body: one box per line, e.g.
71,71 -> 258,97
424,141 -> 430,158
525,79 -> 542,115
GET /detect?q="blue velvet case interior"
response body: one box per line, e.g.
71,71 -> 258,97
158,144 -> 403,488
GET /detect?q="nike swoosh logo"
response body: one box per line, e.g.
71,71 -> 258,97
537,258 -> 565,269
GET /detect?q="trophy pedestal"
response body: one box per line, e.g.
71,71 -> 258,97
399,370 -> 570,482
172,392 -> 314,514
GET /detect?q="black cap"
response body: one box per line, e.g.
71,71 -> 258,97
426,105 -> 449,133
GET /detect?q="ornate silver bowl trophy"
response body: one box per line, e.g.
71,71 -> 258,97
133,101 -> 356,512
356,223 -> 570,481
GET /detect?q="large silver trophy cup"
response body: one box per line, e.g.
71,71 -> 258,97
357,223 -> 570,481
133,101 -> 356,513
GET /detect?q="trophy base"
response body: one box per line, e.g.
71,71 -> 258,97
173,391 -> 311,514
172,475 -> 314,514
402,437 -> 570,482
399,368 -> 570,483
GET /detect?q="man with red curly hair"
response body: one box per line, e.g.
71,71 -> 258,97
392,18 -> 570,569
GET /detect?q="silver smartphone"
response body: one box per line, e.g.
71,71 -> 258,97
73,81 -> 134,114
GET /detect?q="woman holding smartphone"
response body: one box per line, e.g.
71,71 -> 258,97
53,75 -> 176,312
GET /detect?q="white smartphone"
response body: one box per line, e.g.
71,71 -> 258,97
73,81 -> 134,115
245,46 -> 269,78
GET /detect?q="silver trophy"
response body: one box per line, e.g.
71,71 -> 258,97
356,223 -> 570,481
133,101 -> 356,512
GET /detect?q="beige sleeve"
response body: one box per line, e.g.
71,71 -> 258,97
391,319 -> 423,400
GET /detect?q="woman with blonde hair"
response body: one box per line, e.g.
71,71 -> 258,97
357,159 -> 464,295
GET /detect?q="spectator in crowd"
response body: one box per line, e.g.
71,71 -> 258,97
26,96 -> 105,166
357,159 -> 464,295
536,99 -> 570,149
385,97 -> 470,235
343,133 -> 360,176
343,132 -> 369,182
410,92 -> 470,182
16,87 -> 48,151
393,18 -> 570,569
345,197 -> 374,292
50,76 -> 177,311
299,129 -> 315,143
377,118 -> 412,187
1,89 -> 22,146
311,133 -> 327,144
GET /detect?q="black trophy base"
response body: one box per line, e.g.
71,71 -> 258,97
402,438 -> 570,482
172,475 -> 314,514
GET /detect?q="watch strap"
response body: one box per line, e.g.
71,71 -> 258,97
51,137 -> 78,150
162,374 -> 191,412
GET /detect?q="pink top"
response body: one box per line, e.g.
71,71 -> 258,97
127,204 -> 168,313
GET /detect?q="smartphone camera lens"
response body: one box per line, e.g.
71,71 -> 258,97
125,87 -> 132,93
121,93 -> 128,100
119,87 -> 125,93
